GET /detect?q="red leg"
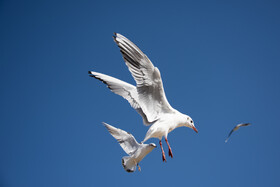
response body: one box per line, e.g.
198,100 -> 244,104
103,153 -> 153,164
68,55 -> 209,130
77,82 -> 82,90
165,137 -> 173,158
159,140 -> 166,162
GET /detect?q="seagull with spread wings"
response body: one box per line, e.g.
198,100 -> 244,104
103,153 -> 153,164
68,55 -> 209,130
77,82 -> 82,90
225,123 -> 251,143
102,122 -> 156,172
89,33 -> 198,162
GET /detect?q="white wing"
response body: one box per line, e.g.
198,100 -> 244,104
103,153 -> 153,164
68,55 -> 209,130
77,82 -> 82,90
102,122 -> 139,155
237,123 -> 251,128
113,33 -> 175,123
89,71 -> 151,125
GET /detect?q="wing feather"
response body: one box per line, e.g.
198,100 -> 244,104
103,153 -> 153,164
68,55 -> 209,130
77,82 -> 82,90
102,122 -> 139,155
238,123 -> 251,127
89,71 -> 151,125
113,33 -> 174,122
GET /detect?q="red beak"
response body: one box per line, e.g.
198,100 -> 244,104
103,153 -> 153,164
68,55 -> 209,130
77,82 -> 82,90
192,126 -> 198,133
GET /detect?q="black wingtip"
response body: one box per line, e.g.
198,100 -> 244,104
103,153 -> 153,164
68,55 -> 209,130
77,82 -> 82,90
126,169 -> 134,173
88,72 -> 112,90
88,71 -> 95,78
113,32 -> 117,40
240,123 -> 251,127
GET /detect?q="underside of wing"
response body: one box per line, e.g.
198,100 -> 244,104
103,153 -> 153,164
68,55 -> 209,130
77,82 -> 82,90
102,122 -> 139,155
225,129 -> 235,143
89,71 -> 151,125
239,123 -> 251,127
113,33 -> 174,122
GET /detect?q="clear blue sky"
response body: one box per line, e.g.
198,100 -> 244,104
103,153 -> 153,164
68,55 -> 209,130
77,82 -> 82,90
1,0 -> 280,186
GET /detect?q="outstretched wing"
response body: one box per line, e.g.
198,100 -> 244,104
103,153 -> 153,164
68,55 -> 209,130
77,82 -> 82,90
237,123 -> 251,128
89,71 -> 151,125
225,128 -> 235,143
113,33 -> 175,123
102,122 -> 139,155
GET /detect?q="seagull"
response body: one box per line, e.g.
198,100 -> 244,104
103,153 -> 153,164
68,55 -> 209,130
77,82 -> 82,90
102,122 -> 156,172
89,33 -> 198,162
225,123 -> 251,143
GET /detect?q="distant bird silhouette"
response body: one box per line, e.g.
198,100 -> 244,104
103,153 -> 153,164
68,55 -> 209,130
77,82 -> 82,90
225,123 -> 251,143
102,122 -> 156,172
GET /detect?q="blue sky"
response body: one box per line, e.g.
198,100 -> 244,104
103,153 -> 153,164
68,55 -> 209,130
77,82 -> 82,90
1,0 -> 280,186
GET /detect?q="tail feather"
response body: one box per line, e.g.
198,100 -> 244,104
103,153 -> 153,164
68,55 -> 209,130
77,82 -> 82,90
122,156 -> 136,173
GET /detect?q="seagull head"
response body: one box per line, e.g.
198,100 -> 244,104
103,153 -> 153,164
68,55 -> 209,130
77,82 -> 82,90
183,115 -> 198,133
149,143 -> 157,148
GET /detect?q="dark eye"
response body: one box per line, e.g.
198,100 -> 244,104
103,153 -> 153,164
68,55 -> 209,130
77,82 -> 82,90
190,120 -> 193,123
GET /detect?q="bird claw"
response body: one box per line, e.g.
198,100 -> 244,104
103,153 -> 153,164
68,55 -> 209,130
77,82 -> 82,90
162,153 -> 167,162
168,149 -> 173,158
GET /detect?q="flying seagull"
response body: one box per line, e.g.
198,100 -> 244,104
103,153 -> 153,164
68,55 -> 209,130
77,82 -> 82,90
89,33 -> 198,162
225,123 -> 251,143
102,122 -> 156,172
